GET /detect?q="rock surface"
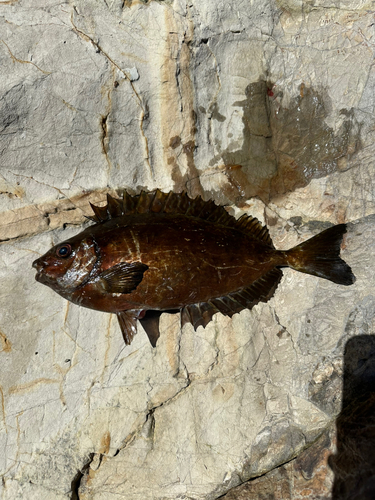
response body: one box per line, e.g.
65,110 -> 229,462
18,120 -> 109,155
1,0 -> 375,499
220,427 -> 336,500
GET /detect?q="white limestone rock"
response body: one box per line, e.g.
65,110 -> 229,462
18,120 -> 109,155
0,0 -> 374,499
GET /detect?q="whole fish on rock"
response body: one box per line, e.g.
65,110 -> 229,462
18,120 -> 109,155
32,190 -> 355,347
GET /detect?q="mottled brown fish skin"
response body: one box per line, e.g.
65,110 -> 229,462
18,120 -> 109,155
33,212 -> 283,312
32,190 -> 355,347
72,213 -> 284,312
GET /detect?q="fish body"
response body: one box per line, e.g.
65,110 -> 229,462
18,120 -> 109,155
64,214 -> 280,311
33,190 -> 355,347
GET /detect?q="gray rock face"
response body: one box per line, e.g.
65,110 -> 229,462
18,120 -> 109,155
0,1 -> 374,499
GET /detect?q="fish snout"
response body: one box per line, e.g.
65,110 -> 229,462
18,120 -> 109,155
32,257 -> 53,286
32,257 -> 49,274
32,258 -> 42,271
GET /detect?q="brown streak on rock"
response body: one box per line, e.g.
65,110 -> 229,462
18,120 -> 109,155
100,114 -> 110,169
9,378 -> 58,395
99,431 -> 111,455
100,115 -> 108,154
1,40 -> 51,75
0,189 -> 116,243
64,302 -> 70,326
161,10 -> 203,198
0,330 -> 11,353
0,385 -> 7,432
54,364 -> 68,407
101,314 -> 112,384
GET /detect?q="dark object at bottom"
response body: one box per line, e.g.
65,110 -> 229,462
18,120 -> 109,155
330,335 -> 375,500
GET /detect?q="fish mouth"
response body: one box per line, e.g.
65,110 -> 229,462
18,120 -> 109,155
33,267 -> 54,287
34,270 -> 42,282
32,258 -> 49,283
32,258 -> 44,272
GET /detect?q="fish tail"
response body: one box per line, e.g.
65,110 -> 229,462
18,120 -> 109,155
284,224 -> 356,285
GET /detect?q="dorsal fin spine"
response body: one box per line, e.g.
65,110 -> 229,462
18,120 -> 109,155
135,191 -> 150,213
106,194 -> 122,219
162,191 -> 172,211
150,189 -> 161,212
122,191 -> 135,213
89,202 -> 106,222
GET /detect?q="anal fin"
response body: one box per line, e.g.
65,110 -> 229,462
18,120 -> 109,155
117,309 -> 178,348
139,310 -> 162,348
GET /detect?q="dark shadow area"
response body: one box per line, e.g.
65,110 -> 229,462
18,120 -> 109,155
329,335 -> 375,499
70,453 -> 94,500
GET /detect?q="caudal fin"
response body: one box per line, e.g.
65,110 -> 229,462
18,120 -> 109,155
285,224 -> 356,286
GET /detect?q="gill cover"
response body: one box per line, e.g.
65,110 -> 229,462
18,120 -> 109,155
55,238 -> 98,291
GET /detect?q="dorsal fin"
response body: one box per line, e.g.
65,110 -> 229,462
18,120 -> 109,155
88,190 -> 273,247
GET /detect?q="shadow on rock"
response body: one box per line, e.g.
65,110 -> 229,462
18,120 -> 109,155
329,335 -> 375,499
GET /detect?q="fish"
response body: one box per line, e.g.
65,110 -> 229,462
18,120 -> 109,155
32,190 -> 356,348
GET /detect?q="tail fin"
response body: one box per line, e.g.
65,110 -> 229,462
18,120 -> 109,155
285,224 -> 355,286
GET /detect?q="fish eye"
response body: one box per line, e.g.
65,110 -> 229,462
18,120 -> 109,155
56,244 -> 72,258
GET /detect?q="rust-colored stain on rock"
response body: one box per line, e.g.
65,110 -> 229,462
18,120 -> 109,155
99,431 -> 111,455
0,331 -> 11,353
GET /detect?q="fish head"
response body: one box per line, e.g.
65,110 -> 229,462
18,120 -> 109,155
32,234 -> 98,297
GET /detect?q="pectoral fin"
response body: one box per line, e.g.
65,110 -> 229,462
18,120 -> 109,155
100,262 -> 148,294
116,311 -> 138,345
